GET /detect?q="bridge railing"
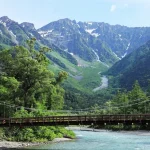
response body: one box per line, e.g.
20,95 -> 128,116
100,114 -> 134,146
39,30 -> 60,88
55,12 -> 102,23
0,114 -> 150,126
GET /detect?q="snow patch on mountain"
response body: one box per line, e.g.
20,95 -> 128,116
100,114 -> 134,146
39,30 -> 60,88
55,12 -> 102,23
87,22 -> 93,25
113,52 -> 121,60
9,30 -> 18,44
91,33 -> 100,37
38,30 -> 53,37
85,28 -> 100,37
118,34 -> 123,40
126,42 -> 130,50
77,24 -> 80,28
29,33 -> 34,37
85,28 -> 96,34
122,52 -> 127,58
0,21 -> 6,27
64,49 -> 68,52
10,30 -> 16,38
69,52 -> 74,56
92,49 -> 100,62
92,49 -> 109,67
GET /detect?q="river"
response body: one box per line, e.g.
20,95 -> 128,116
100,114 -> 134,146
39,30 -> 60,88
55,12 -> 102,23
30,129 -> 150,150
93,75 -> 108,92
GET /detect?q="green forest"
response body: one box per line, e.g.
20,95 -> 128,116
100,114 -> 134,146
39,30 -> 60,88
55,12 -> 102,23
0,38 -> 75,142
0,38 -> 150,142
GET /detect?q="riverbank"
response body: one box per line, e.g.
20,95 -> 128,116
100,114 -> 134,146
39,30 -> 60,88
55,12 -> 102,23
22,129 -> 150,150
0,138 -> 72,149
1,128 -> 150,149
67,126 -> 150,135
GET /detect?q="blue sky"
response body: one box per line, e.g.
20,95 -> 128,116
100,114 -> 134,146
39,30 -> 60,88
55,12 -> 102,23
0,0 -> 150,29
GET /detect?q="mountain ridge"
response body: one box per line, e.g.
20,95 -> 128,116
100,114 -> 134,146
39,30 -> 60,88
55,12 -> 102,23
1,16 -> 150,106
1,16 -> 150,67
37,18 -> 150,63
106,40 -> 150,89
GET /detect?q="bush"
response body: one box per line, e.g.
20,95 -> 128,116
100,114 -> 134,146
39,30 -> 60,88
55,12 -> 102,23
0,128 -> 4,140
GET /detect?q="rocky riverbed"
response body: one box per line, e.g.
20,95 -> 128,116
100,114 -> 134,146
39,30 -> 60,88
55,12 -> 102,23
0,138 -> 72,149
93,75 -> 108,92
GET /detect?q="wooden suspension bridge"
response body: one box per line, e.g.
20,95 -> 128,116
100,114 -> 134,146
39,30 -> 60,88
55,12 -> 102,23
0,114 -> 150,127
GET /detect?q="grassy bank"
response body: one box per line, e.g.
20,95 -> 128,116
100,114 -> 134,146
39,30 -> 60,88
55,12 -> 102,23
0,126 -> 75,143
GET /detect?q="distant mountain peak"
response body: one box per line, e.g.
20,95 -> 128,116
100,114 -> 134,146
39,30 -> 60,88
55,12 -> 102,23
59,18 -> 71,21
0,16 -> 16,27
0,16 -> 12,21
20,22 -> 35,30
55,18 -> 76,25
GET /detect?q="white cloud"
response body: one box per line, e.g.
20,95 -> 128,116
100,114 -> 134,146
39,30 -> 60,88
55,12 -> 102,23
110,5 -> 117,12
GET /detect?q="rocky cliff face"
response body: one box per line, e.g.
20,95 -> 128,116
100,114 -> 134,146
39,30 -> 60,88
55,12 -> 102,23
38,18 -> 150,65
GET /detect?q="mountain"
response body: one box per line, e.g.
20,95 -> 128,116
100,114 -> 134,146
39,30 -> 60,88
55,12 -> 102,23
1,16 -> 150,93
38,18 -> 150,65
1,17 -> 150,68
37,18 -> 119,65
1,16 -> 150,108
0,16 -> 110,94
0,16 -> 31,46
106,40 -> 150,89
0,16 -> 78,66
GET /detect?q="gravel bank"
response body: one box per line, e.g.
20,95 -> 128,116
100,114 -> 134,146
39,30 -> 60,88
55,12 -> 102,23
0,138 -> 72,149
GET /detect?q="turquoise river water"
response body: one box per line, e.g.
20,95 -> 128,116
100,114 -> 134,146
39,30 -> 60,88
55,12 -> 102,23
30,129 -> 150,150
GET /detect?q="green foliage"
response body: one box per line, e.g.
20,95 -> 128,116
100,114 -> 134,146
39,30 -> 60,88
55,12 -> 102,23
103,81 -> 149,115
4,106 -> 75,142
37,127 -> 56,141
127,81 -> 147,113
90,81 -> 150,130
54,127 -> 75,138
0,39 -> 67,118
13,107 -> 32,118
51,45 -> 78,65
64,85 -> 113,110
7,126 -> 75,142
0,128 -> 4,140
107,40 -> 150,89
46,54 -> 67,69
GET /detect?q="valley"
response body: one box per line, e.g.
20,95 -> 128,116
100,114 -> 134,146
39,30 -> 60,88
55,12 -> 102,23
1,16 -> 150,94
0,14 -> 150,149
1,0 -> 150,149
1,15 -> 150,110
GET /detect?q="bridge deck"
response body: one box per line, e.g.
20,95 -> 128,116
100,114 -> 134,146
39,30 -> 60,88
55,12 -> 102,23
0,114 -> 150,127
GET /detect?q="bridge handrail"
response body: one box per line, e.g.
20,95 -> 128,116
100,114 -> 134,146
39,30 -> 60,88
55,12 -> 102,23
1,114 -> 150,125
